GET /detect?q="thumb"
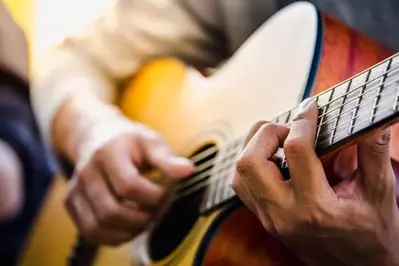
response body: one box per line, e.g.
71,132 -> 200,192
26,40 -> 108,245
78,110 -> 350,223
140,137 -> 195,180
357,129 -> 393,193
334,145 -> 358,179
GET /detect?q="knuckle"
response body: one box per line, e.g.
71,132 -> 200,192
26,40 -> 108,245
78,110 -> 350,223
248,121 -> 269,136
81,220 -> 100,242
258,123 -> 278,136
116,178 -> 139,198
235,153 -> 255,177
98,204 -> 121,228
284,137 -> 310,156
371,131 -> 391,155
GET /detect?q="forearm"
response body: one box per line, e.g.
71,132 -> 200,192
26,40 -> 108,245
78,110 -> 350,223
32,0 -> 225,162
52,91 -> 122,163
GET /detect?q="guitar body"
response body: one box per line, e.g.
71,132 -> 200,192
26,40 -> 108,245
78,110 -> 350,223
21,2 -> 396,266
121,2 -> 393,266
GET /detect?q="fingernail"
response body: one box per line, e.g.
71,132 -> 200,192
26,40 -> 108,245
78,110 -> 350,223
167,156 -> 194,167
293,98 -> 316,121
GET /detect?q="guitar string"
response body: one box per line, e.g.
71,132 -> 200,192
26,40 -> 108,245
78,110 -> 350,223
174,85 -> 399,201
315,80 -> 398,142
316,93 -> 397,148
177,147 -> 241,192
177,76 -> 399,190
315,77 -> 397,128
176,62 -> 399,189
176,103 -> 399,202
312,58 -> 399,114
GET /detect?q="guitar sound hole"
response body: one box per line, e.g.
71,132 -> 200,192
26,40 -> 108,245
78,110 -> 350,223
148,144 -> 218,261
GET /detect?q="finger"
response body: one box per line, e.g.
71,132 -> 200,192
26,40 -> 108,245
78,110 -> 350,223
100,153 -> 167,208
244,120 -> 268,146
65,181 -> 135,246
235,123 -> 293,206
140,134 -> 195,180
232,170 -> 276,234
333,145 -> 358,179
78,166 -> 151,231
284,98 -> 334,199
232,172 -> 257,214
357,129 -> 395,197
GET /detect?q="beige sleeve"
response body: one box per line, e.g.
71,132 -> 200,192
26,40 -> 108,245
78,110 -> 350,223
31,0 -> 226,141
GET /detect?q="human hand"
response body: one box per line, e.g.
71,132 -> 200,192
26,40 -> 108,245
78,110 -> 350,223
65,117 -> 195,245
232,98 -> 399,266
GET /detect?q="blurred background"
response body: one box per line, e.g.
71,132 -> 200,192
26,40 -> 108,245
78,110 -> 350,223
4,0 -> 115,68
3,1 -> 131,266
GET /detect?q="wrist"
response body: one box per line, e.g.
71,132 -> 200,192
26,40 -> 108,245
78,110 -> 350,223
52,93 -> 123,163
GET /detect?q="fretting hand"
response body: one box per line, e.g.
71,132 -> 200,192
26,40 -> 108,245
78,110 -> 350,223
232,98 -> 399,266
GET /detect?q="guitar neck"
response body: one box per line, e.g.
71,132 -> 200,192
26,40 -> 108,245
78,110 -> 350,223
200,52 -> 399,214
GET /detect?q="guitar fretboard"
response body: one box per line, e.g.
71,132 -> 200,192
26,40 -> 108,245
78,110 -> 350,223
199,53 -> 399,214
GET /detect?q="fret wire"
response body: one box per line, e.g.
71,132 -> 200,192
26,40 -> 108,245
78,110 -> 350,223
182,59 -> 399,204
330,80 -> 352,144
185,97 -> 399,203
316,63 -> 399,114
370,59 -> 392,123
316,99 -> 398,149
316,88 -> 335,144
312,65 -> 399,126
193,98 -> 397,203
285,110 -> 292,123
317,82 -> 397,145
269,63 -> 399,128
187,97 -> 399,204
349,69 -> 372,134
193,74 -> 399,197
318,71 -> 382,131
322,73 -> 376,130
193,75 -> 399,198
319,57 -> 399,112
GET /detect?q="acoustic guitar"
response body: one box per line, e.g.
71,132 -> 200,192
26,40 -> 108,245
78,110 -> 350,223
21,1 -> 399,265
